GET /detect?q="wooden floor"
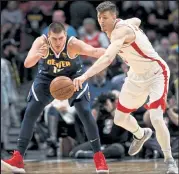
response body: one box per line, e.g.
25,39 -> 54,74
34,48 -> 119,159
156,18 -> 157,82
2,158 -> 176,174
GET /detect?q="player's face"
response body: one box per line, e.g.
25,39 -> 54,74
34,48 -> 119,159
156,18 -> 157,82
97,11 -> 116,32
48,31 -> 67,52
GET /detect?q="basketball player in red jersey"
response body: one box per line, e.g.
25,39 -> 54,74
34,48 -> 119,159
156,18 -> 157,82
73,2 -> 178,174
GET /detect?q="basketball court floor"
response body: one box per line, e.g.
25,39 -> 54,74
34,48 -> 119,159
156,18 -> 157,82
2,158 -> 177,174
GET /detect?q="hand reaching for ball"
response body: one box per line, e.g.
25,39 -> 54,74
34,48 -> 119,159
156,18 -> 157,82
73,74 -> 88,91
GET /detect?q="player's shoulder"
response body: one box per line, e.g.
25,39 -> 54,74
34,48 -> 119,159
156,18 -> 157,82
67,36 -> 78,46
111,25 -> 130,41
115,18 -> 133,32
34,35 -> 48,47
67,36 -> 84,50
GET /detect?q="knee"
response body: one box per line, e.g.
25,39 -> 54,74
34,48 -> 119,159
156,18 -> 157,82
150,109 -> 165,126
47,106 -> 59,118
114,110 -> 129,125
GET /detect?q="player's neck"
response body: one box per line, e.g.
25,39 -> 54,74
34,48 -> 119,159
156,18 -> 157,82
49,41 -> 66,55
106,20 -> 116,39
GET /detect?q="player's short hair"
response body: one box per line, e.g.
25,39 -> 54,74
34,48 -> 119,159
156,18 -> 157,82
96,1 -> 117,14
48,22 -> 65,34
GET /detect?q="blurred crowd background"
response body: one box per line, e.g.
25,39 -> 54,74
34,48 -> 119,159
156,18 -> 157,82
1,1 -> 178,160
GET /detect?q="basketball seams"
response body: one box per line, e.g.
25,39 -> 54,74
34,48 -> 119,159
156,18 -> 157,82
50,84 -> 74,93
50,78 -> 71,86
53,86 -> 74,100
50,76 -> 75,100
54,89 -> 73,100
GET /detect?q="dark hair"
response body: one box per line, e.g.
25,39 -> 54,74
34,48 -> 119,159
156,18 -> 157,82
96,1 -> 117,13
48,22 -> 65,33
92,92 -> 116,109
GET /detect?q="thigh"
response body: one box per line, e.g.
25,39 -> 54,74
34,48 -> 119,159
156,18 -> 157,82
117,78 -> 148,113
69,81 -> 90,106
27,79 -> 53,106
148,73 -> 169,112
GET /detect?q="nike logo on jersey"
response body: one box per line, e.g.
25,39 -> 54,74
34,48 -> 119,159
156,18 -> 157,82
57,68 -> 64,72
49,53 -> 54,56
119,50 -> 124,53
154,70 -> 160,75
53,67 -> 64,73
77,69 -> 82,73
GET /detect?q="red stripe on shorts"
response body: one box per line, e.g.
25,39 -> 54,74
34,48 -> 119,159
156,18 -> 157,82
131,42 -> 169,112
116,100 -> 137,113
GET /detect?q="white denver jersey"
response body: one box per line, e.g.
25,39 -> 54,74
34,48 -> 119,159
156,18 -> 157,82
115,19 -> 169,74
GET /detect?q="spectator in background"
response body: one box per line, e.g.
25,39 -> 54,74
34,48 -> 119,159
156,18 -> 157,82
89,69 -> 112,104
145,14 -> 158,31
169,77 -> 178,106
167,58 -> 178,84
70,1 -> 97,30
123,1 -> 154,13
151,1 -> 171,21
111,62 -> 129,91
79,18 -> 109,65
106,56 -> 123,79
25,1 -> 46,38
1,1 -> 23,42
53,1 -> 72,25
168,9 -> 179,33
145,30 -> 159,48
1,39 -> 31,84
167,99 -> 179,127
155,37 -> 170,61
138,1 -> 154,13
1,58 -> 12,153
79,18 -> 109,48
150,1 -> 171,36
1,58 -> 20,138
167,32 -> 178,82
42,10 -> 77,37
1,39 -> 20,63
168,32 -> 178,50
44,99 -> 76,157
124,1 -> 148,26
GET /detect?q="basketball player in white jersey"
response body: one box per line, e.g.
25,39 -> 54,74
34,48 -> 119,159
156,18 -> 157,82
73,1 -> 178,174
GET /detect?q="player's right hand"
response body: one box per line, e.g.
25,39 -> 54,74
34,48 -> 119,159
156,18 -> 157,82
73,74 -> 87,91
36,44 -> 49,58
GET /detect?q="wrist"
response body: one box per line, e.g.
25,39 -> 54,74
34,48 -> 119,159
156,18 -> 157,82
83,73 -> 89,80
35,53 -> 43,60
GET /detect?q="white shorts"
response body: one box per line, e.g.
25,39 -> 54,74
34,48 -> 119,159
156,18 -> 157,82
116,62 -> 170,113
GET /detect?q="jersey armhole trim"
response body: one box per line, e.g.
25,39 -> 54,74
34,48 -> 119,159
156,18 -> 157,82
67,36 -> 78,59
41,34 -> 49,59
117,24 -> 136,48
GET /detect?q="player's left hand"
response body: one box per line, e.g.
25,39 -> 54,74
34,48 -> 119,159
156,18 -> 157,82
73,75 -> 87,91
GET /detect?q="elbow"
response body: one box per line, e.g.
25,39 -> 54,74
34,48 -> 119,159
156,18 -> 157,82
24,60 -> 32,68
136,18 -> 141,26
106,54 -> 115,65
106,57 -> 113,65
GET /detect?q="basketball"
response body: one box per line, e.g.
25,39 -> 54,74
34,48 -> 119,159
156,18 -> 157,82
50,76 -> 75,100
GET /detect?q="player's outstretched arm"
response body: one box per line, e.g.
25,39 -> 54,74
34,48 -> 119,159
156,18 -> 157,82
82,28 -> 128,80
24,36 -> 48,68
73,27 -> 129,91
69,37 -> 106,59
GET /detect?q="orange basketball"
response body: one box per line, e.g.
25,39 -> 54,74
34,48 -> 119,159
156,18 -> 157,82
50,76 -> 75,100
